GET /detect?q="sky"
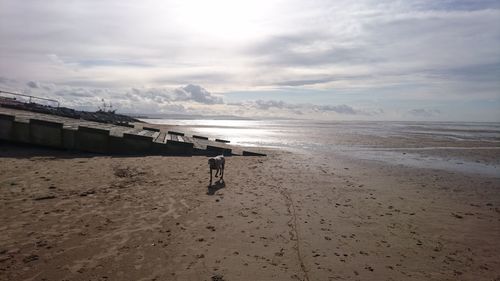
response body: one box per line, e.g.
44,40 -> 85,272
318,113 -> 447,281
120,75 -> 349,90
0,0 -> 499,121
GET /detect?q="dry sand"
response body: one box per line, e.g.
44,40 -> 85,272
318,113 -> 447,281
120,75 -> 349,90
0,143 -> 499,281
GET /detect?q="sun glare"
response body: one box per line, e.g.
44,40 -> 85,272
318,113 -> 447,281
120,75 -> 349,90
171,0 -> 278,40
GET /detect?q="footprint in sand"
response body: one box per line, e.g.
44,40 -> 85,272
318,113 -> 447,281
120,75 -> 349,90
365,265 -> 374,271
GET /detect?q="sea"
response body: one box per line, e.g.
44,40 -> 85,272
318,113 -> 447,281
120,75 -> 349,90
144,119 -> 500,178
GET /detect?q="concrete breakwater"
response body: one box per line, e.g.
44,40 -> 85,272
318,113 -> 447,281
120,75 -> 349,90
0,107 -> 266,157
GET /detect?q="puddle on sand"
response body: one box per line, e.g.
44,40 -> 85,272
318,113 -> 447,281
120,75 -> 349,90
337,149 -> 500,178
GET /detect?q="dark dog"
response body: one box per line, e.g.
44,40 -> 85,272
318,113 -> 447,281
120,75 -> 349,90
208,155 -> 225,187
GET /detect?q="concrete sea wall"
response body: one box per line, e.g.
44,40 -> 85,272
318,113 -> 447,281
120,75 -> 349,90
0,108 -> 266,157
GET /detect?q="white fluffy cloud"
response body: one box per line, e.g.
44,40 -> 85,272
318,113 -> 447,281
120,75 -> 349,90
1,77 -> 391,119
174,84 -> 223,104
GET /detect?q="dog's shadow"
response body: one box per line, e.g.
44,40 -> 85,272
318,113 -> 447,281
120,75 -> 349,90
207,180 -> 225,195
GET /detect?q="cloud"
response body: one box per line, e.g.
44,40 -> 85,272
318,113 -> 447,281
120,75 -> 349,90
275,78 -> 338,87
1,0 -> 498,93
3,76 -> 487,121
0,78 -> 220,114
229,99 -> 381,116
314,104 -> 357,114
0,1 -> 499,121
249,34 -> 376,68
174,84 -> 223,104
406,108 -> 441,118
26,81 -> 39,88
246,7 -> 500,93
411,0 -> 500,11
253,100 -> 288,110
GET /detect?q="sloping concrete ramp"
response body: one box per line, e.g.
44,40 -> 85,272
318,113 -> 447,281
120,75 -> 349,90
0,107 -> 266,157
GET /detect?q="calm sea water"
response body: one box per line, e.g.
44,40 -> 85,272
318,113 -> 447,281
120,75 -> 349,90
144,119 -> 500,177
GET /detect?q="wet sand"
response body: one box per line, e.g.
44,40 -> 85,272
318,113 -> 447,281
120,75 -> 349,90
0,143 -> 499,281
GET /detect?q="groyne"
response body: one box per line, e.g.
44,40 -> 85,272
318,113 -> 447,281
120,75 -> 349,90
0,107 -> 266,157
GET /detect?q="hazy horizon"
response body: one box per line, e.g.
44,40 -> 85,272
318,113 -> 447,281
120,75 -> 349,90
139,113 -> 500,124
1,0 -> 499,122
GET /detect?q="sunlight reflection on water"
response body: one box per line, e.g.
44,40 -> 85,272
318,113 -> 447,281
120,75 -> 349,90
144,119 -> 291,148
144,118 -> 500,149
144,118 -> 500,177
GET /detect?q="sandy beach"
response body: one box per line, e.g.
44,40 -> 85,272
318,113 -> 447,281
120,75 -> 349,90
1,141 -> 499,281
1,0 -> 499,279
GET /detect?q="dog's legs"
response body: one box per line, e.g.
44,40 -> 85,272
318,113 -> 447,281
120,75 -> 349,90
209,168 -> 213,187
221,163 -> 224,181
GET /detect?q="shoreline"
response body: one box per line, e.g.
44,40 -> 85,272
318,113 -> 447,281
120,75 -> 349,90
0,143 -> 499,280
